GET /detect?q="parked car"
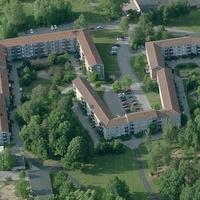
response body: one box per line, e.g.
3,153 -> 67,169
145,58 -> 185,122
30,29 -> 33,34
96,25 -> 104,29
54,25 -> 57,29
118,93 -> 125,97
51,25 -> 54,30
125,89 -> 132,95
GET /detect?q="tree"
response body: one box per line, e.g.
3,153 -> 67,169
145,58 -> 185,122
74,14 -> 87,29
0,148 -> 16,170
154,25 -> 170,40
87,71 -> 100,83
151,103 -> 160,110
19,171 -> 26,179
130,25 -> 145,48
66,189 -> 98,200
48,54 -> 57,65
14,179 -> 30,199
112,80 -> 122,91
160,167 -> 186,200
99,0 -> 129,20
119,17 -> 129,34
34,0 -> 72,26
57,53 -> 69,64
122,75 -> 132,89
62,136 -> 91,169
145,129 -> 152,153
103,176 -> 130,200
130,104 -> 136,112
162,122 -> 179,145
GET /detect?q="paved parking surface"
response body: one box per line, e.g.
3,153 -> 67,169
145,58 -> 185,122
104,39 -> 151,116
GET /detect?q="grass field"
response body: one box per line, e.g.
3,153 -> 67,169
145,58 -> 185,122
71,147 -> 153,200
166,9 -> 200,32
91,29 -> 121,78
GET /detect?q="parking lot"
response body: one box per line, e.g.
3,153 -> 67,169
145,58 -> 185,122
104,38 -> 151,117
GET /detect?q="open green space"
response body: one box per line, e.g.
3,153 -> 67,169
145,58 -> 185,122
71,147 -> 153,200
71,0 -> 107,23
22,77 -> 52,93
91,29 -> 121,78
166,9 -> 200,32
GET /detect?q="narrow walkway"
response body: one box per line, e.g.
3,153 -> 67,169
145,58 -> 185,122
134,148 -> 161,200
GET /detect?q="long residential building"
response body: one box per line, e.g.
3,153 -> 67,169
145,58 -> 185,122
133,0 -> 200,13
0,29 -> 104,79
0,68 -> 10,145
72,36 -> 200,139
0,28 -> 105,145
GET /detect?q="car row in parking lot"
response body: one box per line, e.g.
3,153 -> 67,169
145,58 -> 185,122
117,90 -> 142,113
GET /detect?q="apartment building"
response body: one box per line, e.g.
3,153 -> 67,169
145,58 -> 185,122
134,0 -> 200,13
73,74 -> 180,140
0,29 -> 104,79
146,36 -> 200,79
0,28 -> 104,145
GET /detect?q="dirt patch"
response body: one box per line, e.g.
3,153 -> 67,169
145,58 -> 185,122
0,182 -> 21,200
37,70 -> 51,80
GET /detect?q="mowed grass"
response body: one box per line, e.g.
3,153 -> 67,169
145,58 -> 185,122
71,0 -> 108,22
22,78 -> 52,93
166,9 -> 200,32
71,147 -> 153,200
145,91 -> 162,109
91,29 -> 121,78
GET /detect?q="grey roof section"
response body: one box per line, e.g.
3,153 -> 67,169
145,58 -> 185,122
28,170 -> 53,198
136,0 -> 200,12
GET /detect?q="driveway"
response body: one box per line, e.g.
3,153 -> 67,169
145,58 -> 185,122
104,40 -> 151,116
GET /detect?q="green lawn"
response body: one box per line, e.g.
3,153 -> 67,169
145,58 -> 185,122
22,78 -> 52,93
166,9 -> 200,32
91,29 -> 121,78
70,147 -> 153,200
145,91 -> 162,109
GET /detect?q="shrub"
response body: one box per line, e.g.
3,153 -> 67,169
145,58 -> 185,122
134,132 -> 143,138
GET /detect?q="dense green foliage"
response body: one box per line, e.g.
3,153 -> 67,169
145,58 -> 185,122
144,119 -> 200,200
14,173 -> 30,199
52,171 -> 97,200
146,0 -> 190,24
0,148 -> 16,170
130,14 -> 171,48
62,136 -> 91,169
103,176 -> 130,200
94,140 -> 125,155
17,85 -> 92,161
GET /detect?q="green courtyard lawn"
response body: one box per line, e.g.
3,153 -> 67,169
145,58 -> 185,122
70,146 -> 153,200
166,9 -> 200,32
22,78 -> 52,94
91,29 -> 121,78
145,91 -> 162,109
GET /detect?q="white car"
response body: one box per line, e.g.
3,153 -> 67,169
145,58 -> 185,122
96,26 -> 104,29
51,25 -> 54,30
30,29 -> 33,34
54,25 -> 57,29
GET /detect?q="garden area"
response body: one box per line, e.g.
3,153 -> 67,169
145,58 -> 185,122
131,54 -> 162,110
91,29 -> 121,78
70,146 -> 153,200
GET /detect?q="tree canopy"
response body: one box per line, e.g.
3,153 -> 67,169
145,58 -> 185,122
0,148 -> 16,171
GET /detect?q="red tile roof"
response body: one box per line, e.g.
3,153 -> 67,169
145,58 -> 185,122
0,68 -> 10,96
73,77 -> 113,127
157,67 -> 180,113
0,94 -> 9,132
